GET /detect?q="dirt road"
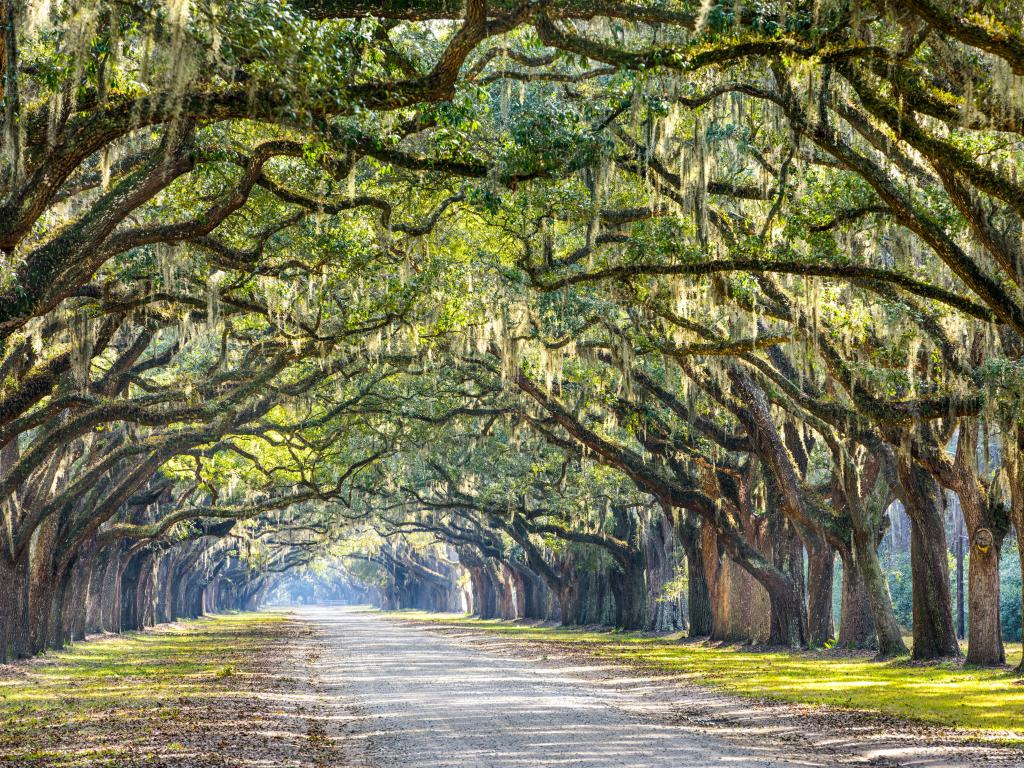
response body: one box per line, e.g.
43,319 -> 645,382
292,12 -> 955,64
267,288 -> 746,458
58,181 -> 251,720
304,607 -> 1019,767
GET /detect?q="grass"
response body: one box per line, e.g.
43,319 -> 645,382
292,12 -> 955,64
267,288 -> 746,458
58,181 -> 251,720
0,612 -> 287,766
392,610 -> 1024,743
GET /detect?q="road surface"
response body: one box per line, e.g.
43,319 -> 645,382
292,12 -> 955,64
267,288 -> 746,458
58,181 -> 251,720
300,607 -> 1009,768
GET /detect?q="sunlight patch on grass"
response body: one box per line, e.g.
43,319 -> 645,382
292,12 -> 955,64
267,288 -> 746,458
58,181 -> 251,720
0,612 -> 285,765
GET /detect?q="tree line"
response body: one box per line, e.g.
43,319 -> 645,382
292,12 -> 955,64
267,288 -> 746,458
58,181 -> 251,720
1,0 -> 1022,671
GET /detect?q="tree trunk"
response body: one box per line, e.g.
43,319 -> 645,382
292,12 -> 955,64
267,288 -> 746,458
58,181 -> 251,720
557,580 -> 579,626
99,547 -> 123,633
765,573 -> 807,648
646,514 -> 684,633
806,536 -> 835,647
965,539 -> 1005,665
1017,532 -> 1024,674
28,516 -> 59,654
908,513 -> 961,658
46,563 -> 74,650
0,553 -> 30,662
682,520 -> 713,636
954,502 -> 966,640
900,464 -> 960,659
610,553 -> 649,630
71,547 -> 97,641
85,547 -> 110,634
836,548 -> 876,649
852,520 -> 907,657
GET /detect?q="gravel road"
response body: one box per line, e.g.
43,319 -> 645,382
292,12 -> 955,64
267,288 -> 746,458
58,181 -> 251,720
302,607 -> 1020,768
310,606 -> 803,767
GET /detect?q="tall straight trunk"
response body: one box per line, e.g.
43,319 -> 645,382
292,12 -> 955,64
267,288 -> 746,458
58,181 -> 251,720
644,512 -> 683,632
966,541 -> 1005,665
99,547 -> 122,633
28,517 -> 59,654
852,520 -> 907,657
46,563 -> 74,650
909,514 -> 961,658
70,554 -> 93,642
681,517 -> 712,636
764,513 -> 806,647
836,548 -> 876,649
0,557 -> 15,662
1017,532 -> 1024,674
158,554 -> 178,623
941,422 -> 1004,666
0,554 -> 30,662
954,505 -> 966,639
557,581 -> 579,626
610,553 -> 649,630
766,576 -> 807,648
511,563 -> 546,620
806,536 -> 835,647
896,461 -> 959,658
120,553 -> 143,631
85,548 -> 111,634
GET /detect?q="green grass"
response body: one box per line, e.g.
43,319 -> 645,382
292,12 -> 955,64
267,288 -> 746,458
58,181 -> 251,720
0,612 -> 286,765
393,611 -> 1024,743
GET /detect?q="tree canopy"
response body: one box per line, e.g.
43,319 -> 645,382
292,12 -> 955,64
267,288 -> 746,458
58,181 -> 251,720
2,0 -> 1024,671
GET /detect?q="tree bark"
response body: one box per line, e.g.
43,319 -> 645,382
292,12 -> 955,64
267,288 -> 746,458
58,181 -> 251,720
681,517 -> 713,636
965,539 -> 1005,665
610,552 -> 649,630
852,517 -> 907,658
806,536 -> 835,647
28,514 -> 59,653
836,547 -> 876,649
0,552 -> 30,661
899,462 -> 961,658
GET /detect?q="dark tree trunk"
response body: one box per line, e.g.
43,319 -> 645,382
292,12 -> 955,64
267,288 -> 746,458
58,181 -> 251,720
157,554 -> 178,623
557,580 -> 579,626
28,516 -> 59,654
46,563 -> 75,650
0,552 -> 31,662
682,519 -> 713,637
71,546 -> 97,641
806,536 -> 835,647
765,511 -> 807,648
765,575 -> 807,648
610,553 -> 649,630
120,553 -> 144,632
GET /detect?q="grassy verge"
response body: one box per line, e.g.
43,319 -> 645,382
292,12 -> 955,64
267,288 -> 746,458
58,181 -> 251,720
0,612 -> 291,766
392,611 -> 1024,743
